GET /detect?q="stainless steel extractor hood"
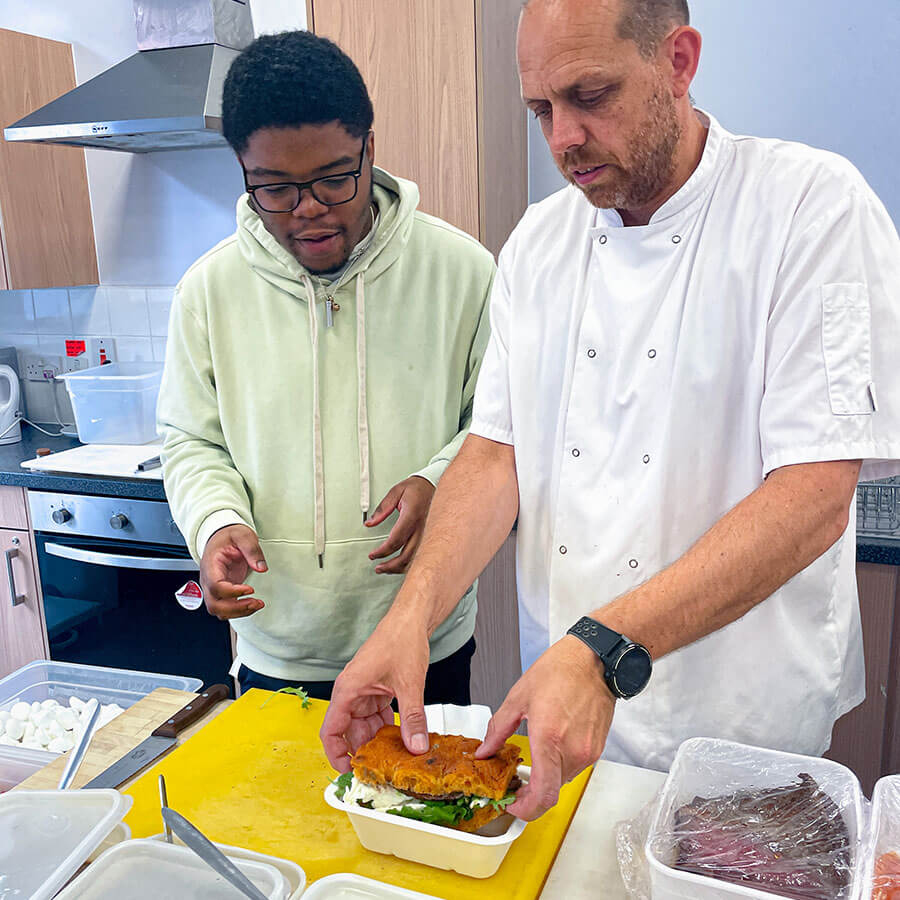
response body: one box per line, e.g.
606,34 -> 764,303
3,0 -> 254,153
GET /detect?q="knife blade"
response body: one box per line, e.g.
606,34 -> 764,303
82,684 -> 229,789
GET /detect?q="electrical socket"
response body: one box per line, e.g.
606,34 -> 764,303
62,354 -> 89,374
88,337 -> 116,367
24,354 -> 61,382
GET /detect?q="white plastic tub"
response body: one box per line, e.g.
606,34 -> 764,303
146,831 -> 307,898
325,765 -> 530,879
0,788 -> 132,900
61,361 -> 163,444
0,660 -> 202,766
303,873 -> 442,898
645,738 -> 864,900
55,838 -> 291,899
861,774 -> 900,899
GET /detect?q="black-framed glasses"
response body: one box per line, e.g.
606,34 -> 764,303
241,135 -> 369,213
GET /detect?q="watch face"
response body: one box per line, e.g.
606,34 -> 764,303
613,645 -> 652,698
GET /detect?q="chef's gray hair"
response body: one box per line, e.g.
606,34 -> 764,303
522,0 -> 690,60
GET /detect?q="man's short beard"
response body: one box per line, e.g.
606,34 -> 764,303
569,83 -> 681,212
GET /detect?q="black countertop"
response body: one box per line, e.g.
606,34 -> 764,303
0,425 -> 165,500
0,427 -> 898,562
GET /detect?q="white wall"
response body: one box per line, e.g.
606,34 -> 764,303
528,0 -> 900,228
0,0 -> 307,286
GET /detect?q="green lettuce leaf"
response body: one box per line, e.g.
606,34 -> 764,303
334,771 -> 354,800
260,686 -> 311,710
386,798 -> 474,827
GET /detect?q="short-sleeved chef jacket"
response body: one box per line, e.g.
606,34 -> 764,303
470,111 -> 900,769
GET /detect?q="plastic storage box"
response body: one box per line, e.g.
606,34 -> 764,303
645,738 -> 865,900
60,361 -> 163,444
0,742 -> 49,791
303,874 -> 442,898
0,788 -> 132,900
325,765 -> 530,879
55,838 -> 291,899
0,660 -> 202,766
862,774 -> 900,899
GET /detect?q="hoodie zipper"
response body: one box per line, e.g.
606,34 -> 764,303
324,294 -> 342,328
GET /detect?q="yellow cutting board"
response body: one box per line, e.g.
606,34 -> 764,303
122,689 -> 590,899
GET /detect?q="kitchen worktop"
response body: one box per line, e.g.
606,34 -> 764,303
0,424 -> 165,500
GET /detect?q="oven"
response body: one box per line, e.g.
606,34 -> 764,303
27,490 -> 233,693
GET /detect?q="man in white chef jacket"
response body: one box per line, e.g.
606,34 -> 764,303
321,0 -> 900,818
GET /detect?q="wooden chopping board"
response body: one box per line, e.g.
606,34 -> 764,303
121,689 -> 591,899
14,687 -> 198,791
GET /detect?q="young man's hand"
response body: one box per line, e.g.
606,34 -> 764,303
366,475 -> 436,573
199,524 -> 268,619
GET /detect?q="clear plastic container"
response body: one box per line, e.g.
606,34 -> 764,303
861,774 -> 900,899
644,738 -> 864,900
0,660 -> 202,766
0,788 -> 132,900
0,742 -> 50,791
324,765 -> 530,879
55,838 -> 291,899
302,873 -> 442,899
146,832 -> 307,899
60,361 -> 163,444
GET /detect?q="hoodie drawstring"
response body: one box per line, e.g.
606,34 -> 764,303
302,272 -> 371,566
357,274 -> 370,523
302,273 -> 326,568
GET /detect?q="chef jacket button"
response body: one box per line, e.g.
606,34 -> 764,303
572,448 -> 581,458
598,235 -> 608,245
559,545 -> 568,555
672,234 -> 682,244
643,454 -> 651,464
587,348 -> 597,358
629,558 -> 639,568
647,348 -> 657,359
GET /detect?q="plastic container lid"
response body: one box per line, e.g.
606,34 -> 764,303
55,838 -> 291,899
59,361 -> 163,387
0,788 -> 132,900
302,874 -> 442,899
145,832 -> 307,898
860,774 -> 900,899
0,743 -> 52,792
324,765 -> 529,879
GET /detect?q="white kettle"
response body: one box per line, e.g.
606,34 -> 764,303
0,365 -> 21,445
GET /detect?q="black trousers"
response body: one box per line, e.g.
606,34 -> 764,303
237,636 -> 476,705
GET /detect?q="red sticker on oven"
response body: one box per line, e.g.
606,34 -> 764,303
175,580 -> 204,611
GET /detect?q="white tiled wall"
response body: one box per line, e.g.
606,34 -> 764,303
0,285 -> 174,423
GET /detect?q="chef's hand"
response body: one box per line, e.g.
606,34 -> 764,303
366,476 -> 435,574
476,635 -> 615,821
199,524 -> 267,619
321,610 -> 431,772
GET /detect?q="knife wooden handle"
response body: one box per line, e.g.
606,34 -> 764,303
152,684 -> 229,739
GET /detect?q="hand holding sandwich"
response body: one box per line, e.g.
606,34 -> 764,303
476,634 -> 615,821
321,608 -> 432,771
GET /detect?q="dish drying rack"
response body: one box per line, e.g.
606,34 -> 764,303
857,478 -> 900,537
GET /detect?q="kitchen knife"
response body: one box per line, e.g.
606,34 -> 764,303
82,684 -> 229,789
161,806 -> 269,900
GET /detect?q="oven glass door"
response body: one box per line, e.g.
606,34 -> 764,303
34,532 -> 233,693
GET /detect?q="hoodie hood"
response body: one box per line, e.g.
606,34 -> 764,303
235,167 -> 419,298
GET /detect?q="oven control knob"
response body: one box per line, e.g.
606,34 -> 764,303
109,513 -> 129,530
51,508 -> 72,525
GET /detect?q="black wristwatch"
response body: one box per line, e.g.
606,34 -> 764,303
567,616 -> 652,700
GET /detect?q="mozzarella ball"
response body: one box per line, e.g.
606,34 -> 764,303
5,718 -> 25,740
10,702 -> 30,721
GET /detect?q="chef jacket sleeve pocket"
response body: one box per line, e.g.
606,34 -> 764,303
821,283 -> 874,416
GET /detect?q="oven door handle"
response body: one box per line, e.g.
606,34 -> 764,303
44,542 -> 199,572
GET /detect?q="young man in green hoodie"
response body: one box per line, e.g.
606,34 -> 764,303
157,31 -> 495,704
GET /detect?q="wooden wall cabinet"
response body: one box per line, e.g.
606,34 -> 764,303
307,0 -> 527,257
827,561 -> 900,795
0,486 -> 48,679
0,28 -> 99,289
